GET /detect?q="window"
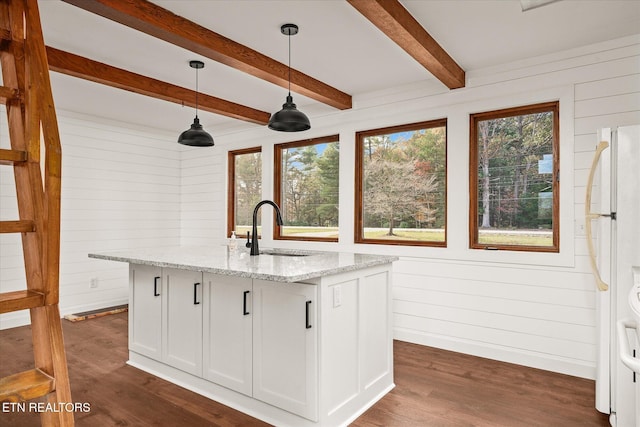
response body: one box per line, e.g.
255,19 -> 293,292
355,119 -> 447,246
228,147 -> 262,239
274,136 -> 339,242
469,101 -> 559,252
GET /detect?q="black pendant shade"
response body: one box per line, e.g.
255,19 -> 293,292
268,94 -> 311,132
269,23 -> 310,132
178,116 -> 214,146
179,60 -> 214,147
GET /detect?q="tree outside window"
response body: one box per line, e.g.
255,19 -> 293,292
355,119 -> 447,246
228,147 -> 262,238
469,101 -> 559,252
274,136 -> 339,242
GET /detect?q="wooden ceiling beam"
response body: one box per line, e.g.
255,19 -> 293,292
45,47 -> 271,125
61,0 -> 352,110
347,0 -> 465,89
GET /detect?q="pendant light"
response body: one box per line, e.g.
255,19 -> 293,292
178,60 -> 214,146
268,23 -> 311,132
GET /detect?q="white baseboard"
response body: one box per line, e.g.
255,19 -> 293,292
394,328 -> 596,380
0,297 -> 128,330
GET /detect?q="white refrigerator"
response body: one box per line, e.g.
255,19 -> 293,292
587,125 -> 640,427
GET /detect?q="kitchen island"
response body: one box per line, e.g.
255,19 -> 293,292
89,246 -> 397,427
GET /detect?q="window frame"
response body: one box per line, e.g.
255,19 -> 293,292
468,101 -> 560,253
227,146 -> 262,239
273,135 -> 340,243
354,118 -> 448,247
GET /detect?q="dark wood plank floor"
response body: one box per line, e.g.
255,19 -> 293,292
0,312 -> 609,426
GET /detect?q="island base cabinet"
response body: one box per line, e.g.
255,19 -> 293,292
130,266 -> 204,376
129,265 -> 162,360
318,266 -> 394,422
203,274 -> 253,396
126,263 -> 394,427
252,280 -> 318,422
164,268 -> 203,376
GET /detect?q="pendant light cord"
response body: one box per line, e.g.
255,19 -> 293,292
195,66 -> 199,119
288,31 -> 291,96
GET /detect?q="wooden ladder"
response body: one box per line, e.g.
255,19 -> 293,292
0,0 -> 73,425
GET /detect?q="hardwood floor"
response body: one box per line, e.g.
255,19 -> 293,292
0,312 -> 609,426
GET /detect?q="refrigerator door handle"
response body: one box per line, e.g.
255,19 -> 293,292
585,140 -> 610,291
617,318 -> 640,374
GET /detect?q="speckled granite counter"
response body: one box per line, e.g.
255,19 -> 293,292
89,245 -> 398,283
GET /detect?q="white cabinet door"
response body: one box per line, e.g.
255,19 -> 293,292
129,264 -> 162,360
202,273 -> 252,395
252,280 -> 318,421
164,268 -> 203,376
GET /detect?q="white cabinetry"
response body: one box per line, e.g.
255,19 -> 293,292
202,273 -> 252,396
129,264 -> 162,359
164,268 -> 203,376
252,280 -> 318,421
201,275 -> 318,419
127,262 -> 393,427
129,265 -> 203,376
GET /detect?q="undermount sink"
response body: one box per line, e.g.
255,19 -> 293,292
259,249 -> 311,257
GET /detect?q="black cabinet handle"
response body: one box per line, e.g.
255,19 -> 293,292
153,276 -> 160,296
193,282 -> 200,305
305,300 -> 312,329
243,290 -> 250,315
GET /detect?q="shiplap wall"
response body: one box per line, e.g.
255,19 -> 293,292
0,114 -> 180,328
182,35 -> 640,379
382,37 -> 638,379
0,35 -> 637,379
180,145 -> 225,245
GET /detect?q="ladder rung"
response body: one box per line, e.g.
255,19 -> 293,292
0,369 -> 55,403
0,290 -> 45,314
0,220 -> 35,233
0,85 -> 20,105
0,148 -> 27,165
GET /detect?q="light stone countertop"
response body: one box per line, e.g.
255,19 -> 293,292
89,246 -> 398,283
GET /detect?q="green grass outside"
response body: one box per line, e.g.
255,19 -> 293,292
237,226 -> 552,246
478,234 -> 552,246
363,229 -> 445,242
282,227 -> 338,234
281,227 -> 339,238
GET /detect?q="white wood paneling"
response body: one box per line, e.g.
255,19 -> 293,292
575,74 -> 640,102
180,146 -> 225,246
0,113 -> 180,328
197,35 -> 639,379
321,278 -> 359,413
394,271 -> 594,308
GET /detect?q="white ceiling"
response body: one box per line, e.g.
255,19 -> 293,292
38,0 -> 640,137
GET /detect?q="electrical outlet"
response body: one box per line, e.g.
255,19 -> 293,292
575,218 -> 585,236
90,278 -> 98,288
333,285 -> 342,308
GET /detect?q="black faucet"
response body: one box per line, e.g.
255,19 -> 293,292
248,200 -> 284,256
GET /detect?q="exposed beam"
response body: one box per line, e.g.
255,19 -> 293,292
62,0 -> 353,110
347,0 -> 465,89
45,47 -> 271,125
